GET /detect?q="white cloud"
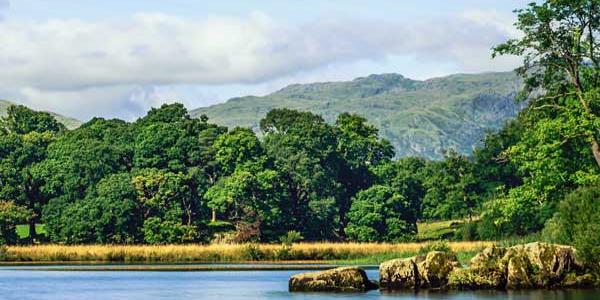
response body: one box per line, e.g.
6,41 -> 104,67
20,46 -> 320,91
0,9 -> 521,120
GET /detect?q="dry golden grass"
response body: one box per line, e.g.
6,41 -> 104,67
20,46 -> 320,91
4,241 -> 494,263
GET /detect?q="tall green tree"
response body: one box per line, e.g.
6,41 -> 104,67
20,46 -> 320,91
261,109 -> 342,240
345,185 -> 417,242
481,0 -> 600,236
494,0 -> 600,170
334,113 -> 394,234
0,105 -> 63,242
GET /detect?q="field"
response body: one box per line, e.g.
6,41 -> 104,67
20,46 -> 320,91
2,241 -> 493,265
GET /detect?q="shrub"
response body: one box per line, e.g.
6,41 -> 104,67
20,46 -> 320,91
0,245 -> 8,261
542,186 -> 600,270
142,217 -> 197,244
279,230 -> 303,246
275,231 -> 304,260
476,187 -> 551,240
241,244 -> 264,261
418,240 -> 452,256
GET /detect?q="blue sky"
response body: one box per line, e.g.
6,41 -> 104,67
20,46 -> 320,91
0,0 -> 531,121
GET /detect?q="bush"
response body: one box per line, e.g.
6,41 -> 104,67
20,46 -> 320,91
279,230 -> 303,246
418,240 -> 452,256
0,245 -> 8,261
542,186 -> 600,270
476,187 -> 552,240
241,244 -> 264,261
275,231 -> 304,260
142,217 -> 197,244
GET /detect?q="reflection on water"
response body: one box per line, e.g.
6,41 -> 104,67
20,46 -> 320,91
0,267 -> 598,300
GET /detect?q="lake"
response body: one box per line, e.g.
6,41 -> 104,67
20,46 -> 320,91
1,266 -> 599,300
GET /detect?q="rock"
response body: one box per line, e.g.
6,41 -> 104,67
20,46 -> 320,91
561,272 -> 596,288
452,242 -> 582,290
469,245 -> 507,269
380,251 -> 459,290
448,267 -> 506,289
502,242 -> 578,288
379,256 -> 423,289
289,266 -> 378,292
504,249 -> 533,289
417,251 -> 460,288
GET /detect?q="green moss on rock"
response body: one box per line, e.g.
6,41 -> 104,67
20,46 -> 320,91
448,267 -> 506,289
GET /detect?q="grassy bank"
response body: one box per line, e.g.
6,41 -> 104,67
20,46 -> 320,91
2,241 -> 493,264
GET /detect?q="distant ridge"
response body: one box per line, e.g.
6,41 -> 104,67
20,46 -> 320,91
191,71 -> 524,159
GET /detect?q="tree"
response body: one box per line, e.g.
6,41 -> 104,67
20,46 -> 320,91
543,186 -> 600,270
472,120 -> 523,197
334,113 -> 394,233
0,105 -> 63,242
213,127 -> 265,176
479,0 -> 600,236
132,168 -> 198,244
42,173 -> 141,244
372,157 -> 427,220
1,105 -> 65,135
260,109 -> 342,240
421,151 -> 482,220
493,0 -> 600,168
205,166 -> 288,241
345,185 -> 417,242
0,201 -> 33,245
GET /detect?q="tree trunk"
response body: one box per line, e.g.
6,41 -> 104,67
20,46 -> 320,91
28,221 -> 36,244
211,209 -> 216,223
591,139 -> 600,168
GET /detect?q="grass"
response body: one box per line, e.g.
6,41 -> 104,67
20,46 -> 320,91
417,220 -> 462,241
416,218 -> 479,241
3,241 -> 493,264
16,224 -> 47,239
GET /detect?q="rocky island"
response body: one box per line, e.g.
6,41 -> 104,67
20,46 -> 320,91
289,243 -> 597,293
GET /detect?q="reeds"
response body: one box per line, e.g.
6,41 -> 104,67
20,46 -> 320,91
3,241 -> 493,263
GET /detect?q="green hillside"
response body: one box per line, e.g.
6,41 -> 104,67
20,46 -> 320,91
191,71 -> 523,159
0,99 -> 82,130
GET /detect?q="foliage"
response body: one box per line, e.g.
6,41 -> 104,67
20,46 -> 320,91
279,230 -> 303,246
345,185 -> 417,242
481,0 -> 600,236
0,200 -> 34,244
142,217 -> 197,245
418,240 -> 452,256
543,186 -> 600,270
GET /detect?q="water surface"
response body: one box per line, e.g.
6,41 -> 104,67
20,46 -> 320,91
1,266 -> 598,300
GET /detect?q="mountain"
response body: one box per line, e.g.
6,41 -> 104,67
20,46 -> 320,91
191,71 -> 524,159
0,99 -> 82,130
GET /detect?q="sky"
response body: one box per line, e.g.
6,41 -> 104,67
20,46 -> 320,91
0,0 -> 531,121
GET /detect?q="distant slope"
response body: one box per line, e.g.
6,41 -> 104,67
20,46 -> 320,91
191,72 -> 524,159
0,99 -> 82,130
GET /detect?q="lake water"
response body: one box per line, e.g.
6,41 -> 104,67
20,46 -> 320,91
1,266 -> 599,300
